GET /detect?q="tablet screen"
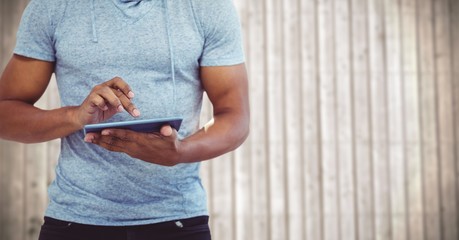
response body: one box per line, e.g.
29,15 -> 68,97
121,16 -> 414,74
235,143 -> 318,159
83,117 -> 183,135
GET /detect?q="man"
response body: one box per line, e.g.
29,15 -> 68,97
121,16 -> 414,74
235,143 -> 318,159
0,0 -> 249,239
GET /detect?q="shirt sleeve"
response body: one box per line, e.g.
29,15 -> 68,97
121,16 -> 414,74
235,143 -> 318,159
14,0 -> 56,62
196,0 -> 245,67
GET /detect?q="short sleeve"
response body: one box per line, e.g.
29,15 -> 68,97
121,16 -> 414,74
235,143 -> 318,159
14,0 -> 56,62
195,0 -> 245,67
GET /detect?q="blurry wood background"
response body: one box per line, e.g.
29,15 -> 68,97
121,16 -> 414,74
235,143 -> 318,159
1,0 -> 458,239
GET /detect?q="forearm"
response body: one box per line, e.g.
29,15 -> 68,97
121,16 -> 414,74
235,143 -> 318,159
0,100 -> 80,143
179,110 -> 249,163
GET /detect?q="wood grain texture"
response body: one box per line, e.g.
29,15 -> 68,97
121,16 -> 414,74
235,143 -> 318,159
401,0 -> 425,239
247,0 -> 269,239
451,0 -> 459,239
384,0 -> 408,239
318,0 -> 340,239
433,1 -> 458,240
282,0 -> 304,239
368,0 -> 391,239
351,0 -> 375,239
265,0 -> 287,239
417,0 -> 442,239
300,1 -> 323,239
334,0 -> 357,239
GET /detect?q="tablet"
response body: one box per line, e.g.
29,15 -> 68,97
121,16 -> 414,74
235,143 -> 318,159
83,117 -> 183,135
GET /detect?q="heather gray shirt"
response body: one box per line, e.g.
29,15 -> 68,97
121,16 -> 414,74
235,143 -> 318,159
14,0 -> 244,226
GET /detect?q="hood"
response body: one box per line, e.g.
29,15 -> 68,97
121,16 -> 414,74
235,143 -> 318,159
111,0 -> 155,18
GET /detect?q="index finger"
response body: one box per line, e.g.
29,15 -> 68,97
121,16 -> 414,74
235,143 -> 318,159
106,76 -> 135,99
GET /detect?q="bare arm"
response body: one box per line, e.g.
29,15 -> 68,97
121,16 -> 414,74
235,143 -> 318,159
0,55 -> 139,143
0,55 -> 77,143
179,63 -> 250,161
89,63 -> 250,165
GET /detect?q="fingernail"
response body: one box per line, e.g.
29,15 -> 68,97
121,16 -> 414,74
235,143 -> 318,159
128,91 -> 135,98
101,130 -> 110,136
161,125 -> 173,137
117,105 -> 124,112
133,109 -> 140,117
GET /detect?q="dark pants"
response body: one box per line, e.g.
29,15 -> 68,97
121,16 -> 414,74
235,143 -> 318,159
38,216 -> 211,240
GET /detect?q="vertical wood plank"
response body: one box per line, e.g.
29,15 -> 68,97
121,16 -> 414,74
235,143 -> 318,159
0,0 -> 5,69
210,153 -> 234,239
334,0 -> 357,239
247,0 -> 269,239
282,0 -> 303,239
433,0 -> 458,239
317,0 -> 340,239
451,0 -> 459,238
417,0 -> 442,239
368,0 -> 391,239
351,0 -> 375,239
300,0 -> 323,239
400,0 -> 425,239
266,0 -> 287,238
384,0 -> 408,239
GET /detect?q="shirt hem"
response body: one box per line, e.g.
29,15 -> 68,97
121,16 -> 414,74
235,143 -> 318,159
44,210 -> 209,226
13,49 -> 55,62
200,57 -> 245,67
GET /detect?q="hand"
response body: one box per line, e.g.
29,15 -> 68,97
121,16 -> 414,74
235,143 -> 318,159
74,77 -> 140,127
85,125 -> 182,166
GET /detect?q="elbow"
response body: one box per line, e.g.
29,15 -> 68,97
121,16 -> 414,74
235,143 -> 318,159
231,112 -> 250,151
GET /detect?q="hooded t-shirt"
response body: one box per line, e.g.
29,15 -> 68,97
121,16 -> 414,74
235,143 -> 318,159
14,0 -> 244,226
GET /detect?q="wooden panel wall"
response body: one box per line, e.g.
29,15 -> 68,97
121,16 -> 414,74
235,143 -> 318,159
1,0 -> 458,240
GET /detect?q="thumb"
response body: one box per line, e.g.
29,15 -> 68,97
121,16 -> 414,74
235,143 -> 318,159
160,125 -> 173,137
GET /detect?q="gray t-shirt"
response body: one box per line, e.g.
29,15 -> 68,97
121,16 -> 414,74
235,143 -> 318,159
14,0 -> 244,226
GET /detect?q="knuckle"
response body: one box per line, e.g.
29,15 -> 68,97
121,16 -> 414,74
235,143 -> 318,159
109,96 -> 121,105
93,85 -> 103,91
91,97 -> 103,105
112,77 -> 120,85
125,102 -> 135,110
95,85 -> 111,95
113,77 -> 125,86
114,89 -> 124,97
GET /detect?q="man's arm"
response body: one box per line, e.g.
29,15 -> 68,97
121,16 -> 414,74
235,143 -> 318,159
0,55 -> 77,143
88,63 -> 250,165
0,55 -> 139,143
179,63 -> 250,161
